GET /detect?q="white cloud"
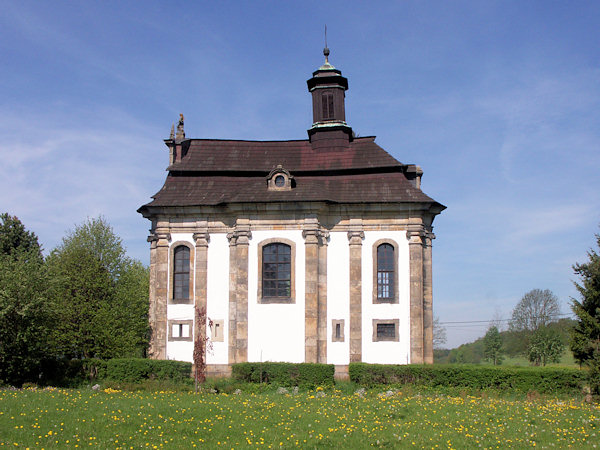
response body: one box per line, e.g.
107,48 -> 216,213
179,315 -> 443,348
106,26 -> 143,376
0,106 -> 164,261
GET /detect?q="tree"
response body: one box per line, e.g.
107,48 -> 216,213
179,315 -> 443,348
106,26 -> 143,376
483,326 -> 504,365
433,316 -> 447,349
570,230 -> 600,393
0,213 -> 42,260
48,246 -> 114,359
0,214 -> 54,385
47,217 -> 149,359
510,289 -> 561,332
56,216 -> 128,279
528,326 -> 565,366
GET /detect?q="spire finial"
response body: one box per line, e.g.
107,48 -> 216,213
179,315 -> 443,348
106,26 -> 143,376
169,123 -> 175,139
323,25 -> 330,63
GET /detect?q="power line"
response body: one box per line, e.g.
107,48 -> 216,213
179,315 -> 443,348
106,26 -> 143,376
439,312 -> 574,325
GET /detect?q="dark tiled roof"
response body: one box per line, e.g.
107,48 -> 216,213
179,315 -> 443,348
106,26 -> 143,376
144,172 -> 435,207
139,136 -> 444,211
169,137 -> 402,172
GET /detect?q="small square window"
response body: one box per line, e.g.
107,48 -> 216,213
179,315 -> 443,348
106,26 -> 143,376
377,323 -> 395,339
168,320 -> 193,341
372,319 -> 400,342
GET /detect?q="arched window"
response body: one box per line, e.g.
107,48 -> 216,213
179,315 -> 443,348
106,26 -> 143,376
262,243 -> 291,298
173,245 -> 190,301
377,243 -> 395,301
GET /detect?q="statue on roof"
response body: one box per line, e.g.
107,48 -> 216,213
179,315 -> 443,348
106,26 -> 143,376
176,113 -> 185,140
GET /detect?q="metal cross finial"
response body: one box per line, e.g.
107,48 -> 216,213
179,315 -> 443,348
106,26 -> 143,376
323,24 -> 330,63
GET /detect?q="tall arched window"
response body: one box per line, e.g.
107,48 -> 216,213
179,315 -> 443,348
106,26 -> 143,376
173,245 -> 190,301
377,243 -> 395,301
262,243 -> 291,298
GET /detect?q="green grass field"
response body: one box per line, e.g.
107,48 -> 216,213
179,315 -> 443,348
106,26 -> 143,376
1,386 -> 598,448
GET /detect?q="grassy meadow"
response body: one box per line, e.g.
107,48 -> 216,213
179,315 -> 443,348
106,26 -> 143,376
1,385 -> 598,448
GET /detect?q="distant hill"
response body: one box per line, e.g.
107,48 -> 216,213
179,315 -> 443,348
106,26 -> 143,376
434,318 -> 576,366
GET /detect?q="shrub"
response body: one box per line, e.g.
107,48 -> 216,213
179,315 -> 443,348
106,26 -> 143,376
349,363 -> 587,394
38,358 -> 107,387
232,362 -> 334,388
104,358 -> 191,383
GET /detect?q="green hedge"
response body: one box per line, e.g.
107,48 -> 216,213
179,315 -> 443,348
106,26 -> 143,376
232,362 -> 334,388
104,359 -> 192,383
349,363 -> 587,394
38,358 -> 107,387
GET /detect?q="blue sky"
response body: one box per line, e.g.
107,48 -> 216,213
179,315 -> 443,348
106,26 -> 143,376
1,1 -> 598,347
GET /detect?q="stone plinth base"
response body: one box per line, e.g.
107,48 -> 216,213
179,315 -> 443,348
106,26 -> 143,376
334,365 -> 349,380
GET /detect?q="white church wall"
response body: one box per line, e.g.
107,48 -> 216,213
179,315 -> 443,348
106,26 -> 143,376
206,233 -> 229,364
326,231 -> 350,365
361,231 -> 411,364
247,230 -> 305,363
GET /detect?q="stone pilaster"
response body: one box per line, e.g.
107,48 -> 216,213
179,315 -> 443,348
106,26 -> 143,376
193,230 -> 210,360
407,226 -> 425,364
301,219 -> 321,363
227,231 -> 237,365
228,221 -> 251,363
317,231 -> 329,363
147,233 -> 158,358
422,229 -> 435,364
348,227 -> 364,363
303,221 -> 329,364
153,231 -> 170,360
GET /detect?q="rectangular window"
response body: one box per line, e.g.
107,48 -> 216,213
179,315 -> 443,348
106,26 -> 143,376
322,93 -> 334,119
168,320 -> 193,341
377,323 -> 395,339
332,319 -> 345,342
372,319 -> 400,342
211,320 -> 224,342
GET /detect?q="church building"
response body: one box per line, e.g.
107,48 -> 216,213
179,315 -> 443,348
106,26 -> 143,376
138,47 -> 445,376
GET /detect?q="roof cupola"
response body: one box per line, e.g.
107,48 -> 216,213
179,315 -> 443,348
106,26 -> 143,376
306,45 -> 353,143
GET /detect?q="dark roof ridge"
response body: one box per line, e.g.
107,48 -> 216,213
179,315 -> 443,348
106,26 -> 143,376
167,165 -> 405,177
180,136 -> 377,144
185,138 -> 308,144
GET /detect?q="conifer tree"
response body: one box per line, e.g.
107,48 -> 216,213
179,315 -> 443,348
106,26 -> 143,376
570,230 -> 600,393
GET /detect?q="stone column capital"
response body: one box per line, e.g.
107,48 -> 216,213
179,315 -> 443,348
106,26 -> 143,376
302,228 -> 329,245
424,226 -> 436,243
155,232 -> 171,247
319,230 -> 330,246
406,226 -> 426,245
347,230 -> 364,246
302,228 -> 319,244
147,233 -> 158,249
226,231 -> 236,246
227,229 -> 252,246
193,231 -> 210,247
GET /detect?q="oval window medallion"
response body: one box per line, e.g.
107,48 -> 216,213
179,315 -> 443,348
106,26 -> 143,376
275,175 -> 285,187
